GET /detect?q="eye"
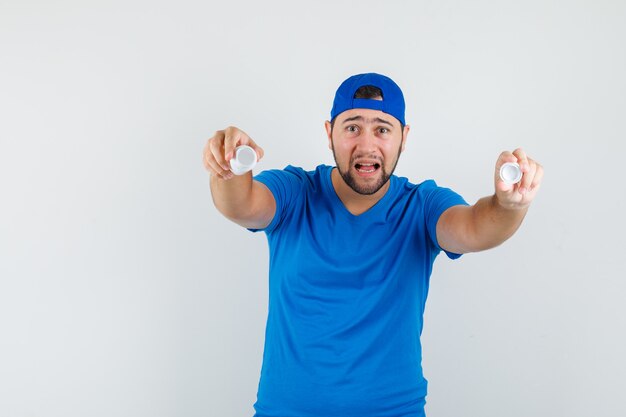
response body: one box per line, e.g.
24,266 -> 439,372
347,125 -> 359,133
379,127 -> 389,134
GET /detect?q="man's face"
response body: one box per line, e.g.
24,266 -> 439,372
325,108 -> 410,195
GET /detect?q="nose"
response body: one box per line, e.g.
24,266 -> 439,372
356,128 -> 378,154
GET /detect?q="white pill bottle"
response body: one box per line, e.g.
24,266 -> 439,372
229,145 -> 258,175
499,162 -> 522,185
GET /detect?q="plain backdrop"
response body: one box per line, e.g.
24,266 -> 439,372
1,1 -> 625,416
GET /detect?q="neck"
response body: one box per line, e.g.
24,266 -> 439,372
330,168 -> 391,216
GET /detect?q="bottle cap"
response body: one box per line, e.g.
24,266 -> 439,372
229,145 -> 257,175
500,162 -> 522,185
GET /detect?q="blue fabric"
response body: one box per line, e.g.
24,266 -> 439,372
330,73 -> 406,126
249,165 -> 468,417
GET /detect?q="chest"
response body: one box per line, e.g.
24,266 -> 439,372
271,197 -> 431,291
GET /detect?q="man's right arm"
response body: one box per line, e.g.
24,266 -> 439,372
203,126 -> 276,229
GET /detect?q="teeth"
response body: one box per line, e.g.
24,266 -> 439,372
356,164 -> 375,172
355,162 -> 380,173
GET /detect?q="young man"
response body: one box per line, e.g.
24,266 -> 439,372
203,73 -> 543,417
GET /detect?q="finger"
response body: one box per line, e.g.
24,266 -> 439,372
518,158 -> 537,194
496,150 -> 517,169
204,134 -> 233,178
202,142 -> 212,171
253,142 -> 264,161
529,162 -> 544,192
208,133 -> 231,172
203,140 -> 221,172
202,140 -> 211,170
512,148 -> 530,172
205,153 -> 233,180
223,127 -> 249,162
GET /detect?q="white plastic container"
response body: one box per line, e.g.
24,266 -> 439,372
229,145 -> 258,175
499,162 -> 523,185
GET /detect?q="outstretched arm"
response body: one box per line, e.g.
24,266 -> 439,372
203,126 -> 276,229
436,148 -> 544,254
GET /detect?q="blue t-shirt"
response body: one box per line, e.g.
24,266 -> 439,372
249,165 -> 468,417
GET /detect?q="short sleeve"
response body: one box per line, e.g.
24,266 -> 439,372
420,180 -> 469,259
247,166 -> 305,234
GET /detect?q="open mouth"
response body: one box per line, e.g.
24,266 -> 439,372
354,162 -> 381,174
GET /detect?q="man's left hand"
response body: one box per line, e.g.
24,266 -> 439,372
494,148 -> 544,210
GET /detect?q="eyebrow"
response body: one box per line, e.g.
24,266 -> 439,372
341,115 -> 394,128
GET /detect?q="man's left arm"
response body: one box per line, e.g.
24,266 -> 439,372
436,148 -> 544,254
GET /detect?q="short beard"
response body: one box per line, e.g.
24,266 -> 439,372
331,138 -> 403,195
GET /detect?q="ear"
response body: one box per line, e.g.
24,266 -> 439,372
324,120 -> 333,150
401,124 -> 410,152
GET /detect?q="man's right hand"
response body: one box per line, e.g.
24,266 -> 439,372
203,126 -> 275,229
202,126 -> 265,180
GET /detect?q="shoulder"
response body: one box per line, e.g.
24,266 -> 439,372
392,175 -> 443,198
401,176 -> 458,195
391,175 -> 467,212
256,164 -> 330,189
252,164 -> 332,203
257,164 -> 328,180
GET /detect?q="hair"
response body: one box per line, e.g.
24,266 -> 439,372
353,85 -> 383,100
330,85 -> 403,132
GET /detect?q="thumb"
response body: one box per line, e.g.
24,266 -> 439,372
496,178 -> 516,194
250,141 -> 264,162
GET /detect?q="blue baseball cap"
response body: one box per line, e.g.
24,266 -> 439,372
330,73 -> 406,126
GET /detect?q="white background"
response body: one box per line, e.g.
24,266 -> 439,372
1,1 -> 625,416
